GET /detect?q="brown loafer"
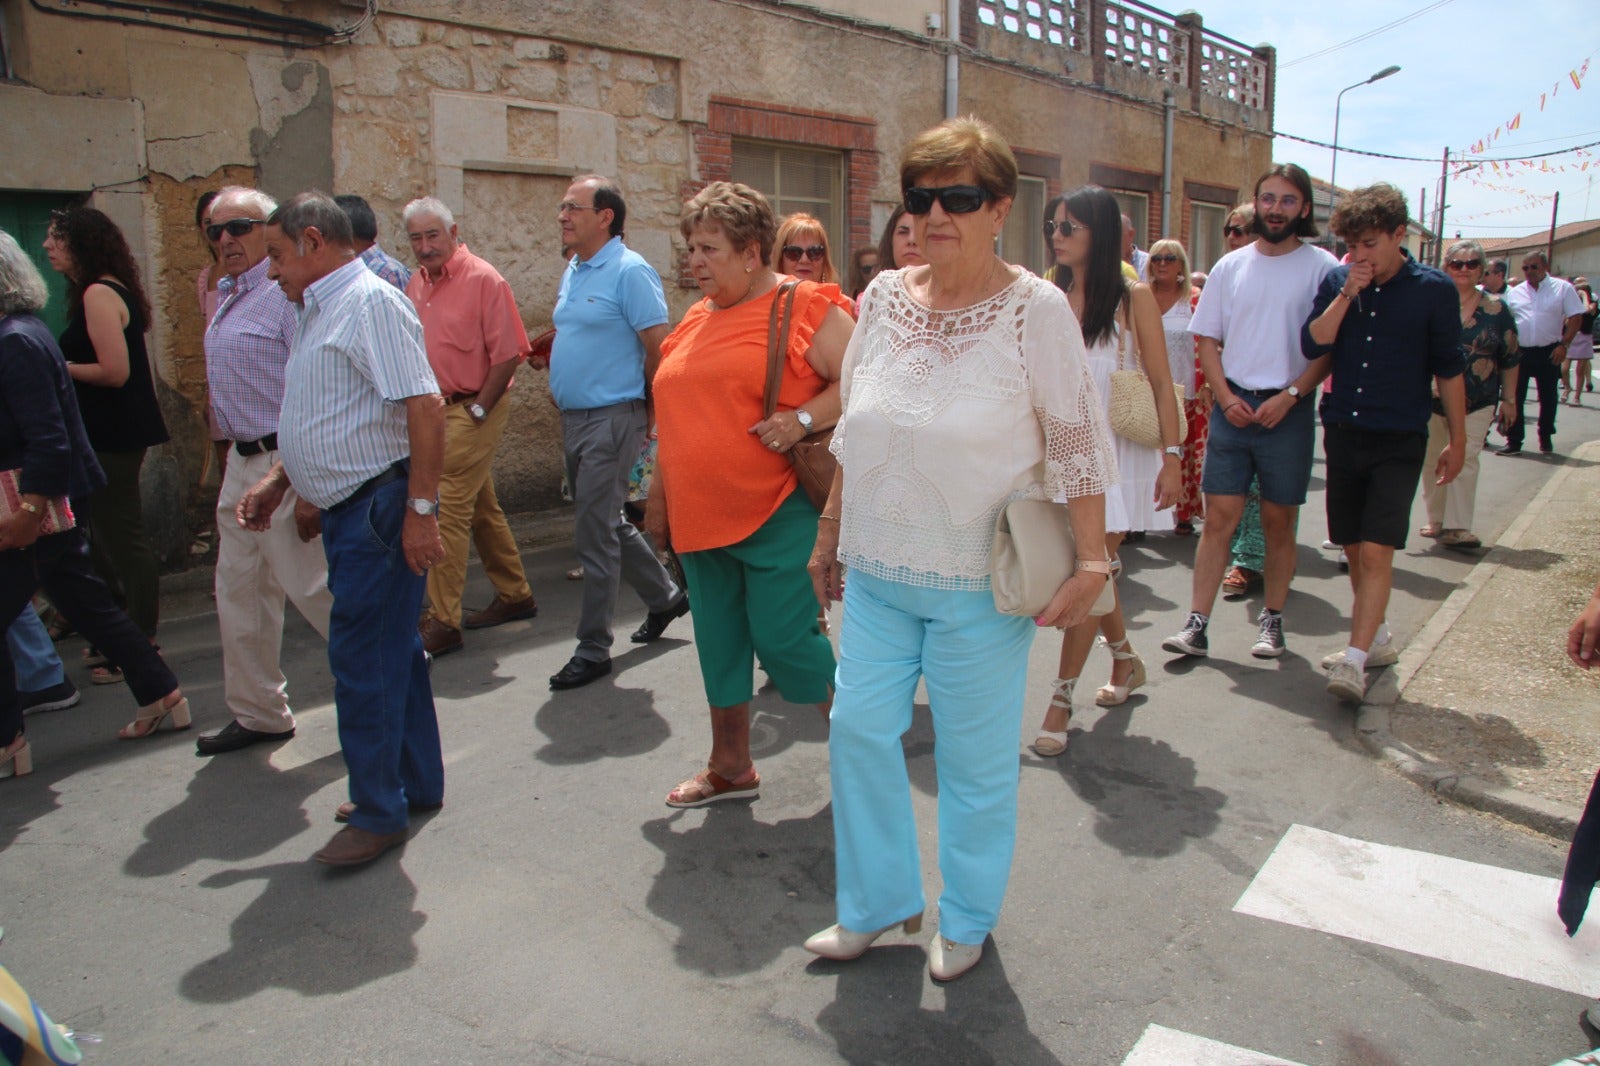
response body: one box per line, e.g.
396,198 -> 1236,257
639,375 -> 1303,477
335,799 -> 444,823
312,825 -> 408,866
418,615 -> 463,656
462,594 -> 538,630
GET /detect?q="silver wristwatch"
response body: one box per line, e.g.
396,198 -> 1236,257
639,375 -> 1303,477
795,408 -> 814,434
467,403 -> 488,422
1285,385 -> 1302,399
407,497 -> 439,516
1162,445 -> 1183,458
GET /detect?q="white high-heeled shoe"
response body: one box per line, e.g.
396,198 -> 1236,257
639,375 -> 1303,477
1030,678 -> 1074,757
804,912 -> 924,960
928,934 -> 984,981
1095,637 -> 1146,706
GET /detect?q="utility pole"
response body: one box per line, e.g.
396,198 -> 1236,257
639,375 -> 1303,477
1433,147 -> 1450,267
1547,192 -> 1560,270
1418,186 -> 1429,262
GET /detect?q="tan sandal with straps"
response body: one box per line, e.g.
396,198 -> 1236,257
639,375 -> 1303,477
1030,678 -> 1074,757
1095,637 -> 1147,706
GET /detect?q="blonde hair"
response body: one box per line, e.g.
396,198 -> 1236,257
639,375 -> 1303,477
774,213 -> 838,285
899,116 -> 1018,202
1148,238 -> 1191,301
680,182 -> 776,265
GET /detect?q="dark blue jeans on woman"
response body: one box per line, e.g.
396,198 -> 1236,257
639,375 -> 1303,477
320,475 -> 444,835
0,527 -> 177,745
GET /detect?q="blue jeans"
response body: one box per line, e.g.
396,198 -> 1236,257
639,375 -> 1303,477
320,478 -> 443,834
8,604 -> 64,693
1201,390 -> 1316,505
828,570 -> 1036,945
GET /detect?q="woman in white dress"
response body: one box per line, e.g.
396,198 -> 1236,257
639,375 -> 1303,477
1032,187 -> 1183,757
1147,238 -> 1203,534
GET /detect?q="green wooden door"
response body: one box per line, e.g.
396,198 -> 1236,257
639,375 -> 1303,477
0,191 -> 79,338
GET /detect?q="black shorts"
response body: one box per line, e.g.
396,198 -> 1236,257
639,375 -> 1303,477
1323,422 -> 1427,549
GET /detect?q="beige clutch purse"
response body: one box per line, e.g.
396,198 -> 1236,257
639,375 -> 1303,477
991,498 -> 1115,619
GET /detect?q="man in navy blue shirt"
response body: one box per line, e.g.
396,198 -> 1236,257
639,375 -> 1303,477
1302,183 -> 1466,704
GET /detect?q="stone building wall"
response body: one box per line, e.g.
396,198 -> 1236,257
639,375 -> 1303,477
1,0 -> 1276,537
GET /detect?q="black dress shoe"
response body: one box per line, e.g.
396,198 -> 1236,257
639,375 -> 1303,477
196,720 -> 295,756
1540,436 -> 1554,454
1495,443 -> 1521,455
549,656 -> 612,690
631,595 -> 690,644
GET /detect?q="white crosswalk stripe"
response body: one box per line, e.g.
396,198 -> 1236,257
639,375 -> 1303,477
1234,823 -> 1600,996
1121,1024 -> 1308,1065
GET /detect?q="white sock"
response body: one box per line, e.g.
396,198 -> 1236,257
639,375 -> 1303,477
1344,646 -> 1368,670
1374,624 -> 1391,647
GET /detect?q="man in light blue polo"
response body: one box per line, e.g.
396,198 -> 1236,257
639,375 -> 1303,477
548,174 -> 686,691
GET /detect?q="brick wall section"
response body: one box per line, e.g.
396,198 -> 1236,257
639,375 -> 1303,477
690,96 -> 879,269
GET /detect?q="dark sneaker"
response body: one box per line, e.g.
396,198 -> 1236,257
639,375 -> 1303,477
1162,613 -> 1209,657
20,679 -> 80,716
1251,610 -> 1285,658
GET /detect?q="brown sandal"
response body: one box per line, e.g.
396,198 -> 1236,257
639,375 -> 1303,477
1221,566 -> 1256,598
116,696 -> 191,740
665,767 -> 760,808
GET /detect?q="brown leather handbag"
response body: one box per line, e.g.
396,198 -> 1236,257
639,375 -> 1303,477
762,280 -> 838,510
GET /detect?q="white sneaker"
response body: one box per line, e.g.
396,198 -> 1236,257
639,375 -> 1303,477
1326,658 -> 1367,703
1321,539 -> 1339,550
1320,643 -> 1398,671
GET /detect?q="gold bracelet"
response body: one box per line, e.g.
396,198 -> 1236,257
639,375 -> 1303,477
818,514 -> 841,523
1075,559 -> 1112,575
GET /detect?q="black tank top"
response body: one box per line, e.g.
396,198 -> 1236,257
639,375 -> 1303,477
56,279 -> 170,453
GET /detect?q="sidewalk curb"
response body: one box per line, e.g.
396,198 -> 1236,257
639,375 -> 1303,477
1352,439 -> 1600,840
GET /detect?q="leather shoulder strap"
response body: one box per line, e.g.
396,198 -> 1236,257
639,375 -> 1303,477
763,280 -> 801,418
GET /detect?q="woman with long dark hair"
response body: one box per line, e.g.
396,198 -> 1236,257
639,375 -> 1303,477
1031,186 -> 1181,757
42,207 -> 169,680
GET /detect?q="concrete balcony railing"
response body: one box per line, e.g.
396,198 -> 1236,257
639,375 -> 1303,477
969,0 -> 1274,131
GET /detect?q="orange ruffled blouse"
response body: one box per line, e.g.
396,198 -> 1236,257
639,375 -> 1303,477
654,280 -> 851,553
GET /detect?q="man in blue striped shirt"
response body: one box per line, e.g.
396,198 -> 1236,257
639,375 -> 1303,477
238,191 -> 447,868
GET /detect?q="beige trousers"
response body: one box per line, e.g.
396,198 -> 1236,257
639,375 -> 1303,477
1422,405 -> 1495,532
215,448 -> 333,733
425,401 -> 532,628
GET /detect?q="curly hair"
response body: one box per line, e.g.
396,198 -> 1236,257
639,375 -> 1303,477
680,182 -> 776,266
1329,183 -> 1409,243
48,206 -> 151,330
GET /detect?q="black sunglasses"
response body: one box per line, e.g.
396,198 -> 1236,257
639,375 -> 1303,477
903,185 -> 993,216
1149,254 -> 1181,264
782,244 -> 826,262
1224,224 -> 1249,237
1042,219 -> 1077,239
206,218 -> 265,242
1446,258 -> 1483,271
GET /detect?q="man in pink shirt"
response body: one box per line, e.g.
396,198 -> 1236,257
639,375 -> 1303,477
403,197 -> 537,656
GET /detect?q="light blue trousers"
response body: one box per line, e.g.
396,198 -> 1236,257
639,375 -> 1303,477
828,570 -> 1036,945
8,604 -> 64,693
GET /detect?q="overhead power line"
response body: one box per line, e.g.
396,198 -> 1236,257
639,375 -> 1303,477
1272,130 -> 1600,165
1281,0 -> 1457,69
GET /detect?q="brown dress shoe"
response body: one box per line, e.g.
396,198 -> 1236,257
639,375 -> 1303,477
312,825 -> 408,866
462,594 -> 538,630
418,615 -> 463,656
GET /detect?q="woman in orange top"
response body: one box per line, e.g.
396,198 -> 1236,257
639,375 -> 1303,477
647,182 -> 854,808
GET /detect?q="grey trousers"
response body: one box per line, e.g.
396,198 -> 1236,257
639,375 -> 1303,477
561,400 -> 681,662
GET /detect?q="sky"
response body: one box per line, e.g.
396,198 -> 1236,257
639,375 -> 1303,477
1192,0 -> 1600,243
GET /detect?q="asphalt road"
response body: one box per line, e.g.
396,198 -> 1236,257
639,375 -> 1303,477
2,404 -> 1597,1065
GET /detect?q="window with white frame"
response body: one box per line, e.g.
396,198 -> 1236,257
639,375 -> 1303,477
731,140 -> 845,262
999,176 -> 1048,275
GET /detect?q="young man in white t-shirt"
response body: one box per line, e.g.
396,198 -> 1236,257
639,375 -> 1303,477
1163,164 -> 1338,661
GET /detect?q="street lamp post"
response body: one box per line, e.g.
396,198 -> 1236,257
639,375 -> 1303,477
1330,64 -> 1402,218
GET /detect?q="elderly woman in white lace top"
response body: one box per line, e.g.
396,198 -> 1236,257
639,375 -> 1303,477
803,117 -> 1117,982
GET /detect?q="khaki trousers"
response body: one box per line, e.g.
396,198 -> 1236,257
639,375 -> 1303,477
426,401 -> 531,628
215,448 -> 333,733
1422,405 -> 1495,532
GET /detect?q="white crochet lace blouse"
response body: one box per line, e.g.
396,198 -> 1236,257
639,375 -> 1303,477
831,267 -> 1118,590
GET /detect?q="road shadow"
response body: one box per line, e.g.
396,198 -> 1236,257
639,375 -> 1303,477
1389,699 -> 1548,788
124,749 -> 347,877
532,680 -> 670,765
1489,546 -> 1565,573
1030,705 -> 1226,858
812,941 -> 1062,1064
640,803 -> 835,977
179,853 -> 425,1001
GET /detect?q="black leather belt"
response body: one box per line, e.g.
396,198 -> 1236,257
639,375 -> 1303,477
444,391 -> 479,406
327,461 -> 409,515
234,433 -> 278,457
1225,380 -> 1286,398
